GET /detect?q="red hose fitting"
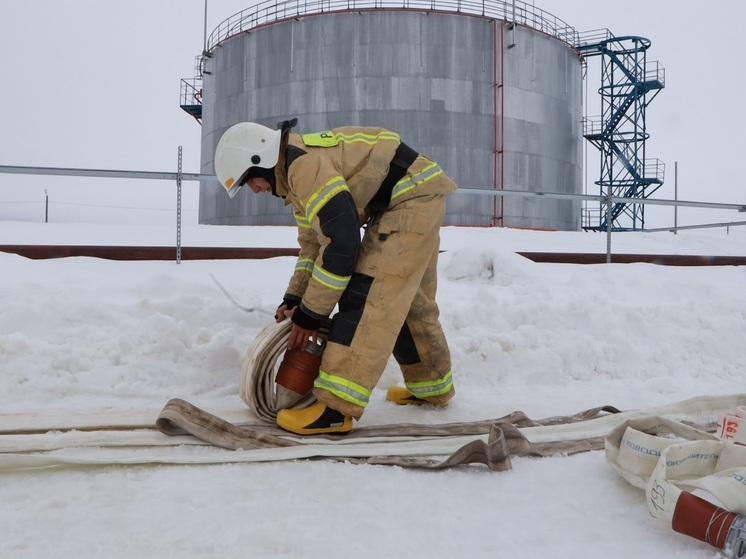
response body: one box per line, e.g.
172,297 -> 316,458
672,491 -> 743,554
275,341 -> 324,397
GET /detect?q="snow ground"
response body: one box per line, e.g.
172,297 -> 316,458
1,222 -> 745,559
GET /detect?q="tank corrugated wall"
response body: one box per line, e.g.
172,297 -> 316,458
199,10 -> 583,230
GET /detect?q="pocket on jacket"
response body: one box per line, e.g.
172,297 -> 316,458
377,210 -> 433,238
361,200 -> 441,279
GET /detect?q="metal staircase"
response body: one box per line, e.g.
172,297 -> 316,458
577,32 -> 665,231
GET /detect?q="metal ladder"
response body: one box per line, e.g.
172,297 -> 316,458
577,32 -> 665,231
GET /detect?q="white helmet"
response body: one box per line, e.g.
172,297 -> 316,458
214,122 -> 282,198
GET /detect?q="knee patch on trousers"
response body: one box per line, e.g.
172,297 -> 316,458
393,321 -> 421,365
327,272 -> 374,347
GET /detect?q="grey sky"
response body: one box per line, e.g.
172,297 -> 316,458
1,1 -> 743,227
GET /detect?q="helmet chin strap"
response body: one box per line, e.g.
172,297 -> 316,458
268,117 -> 298,198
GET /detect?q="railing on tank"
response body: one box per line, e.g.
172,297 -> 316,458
205,0 -> 579,53
180,78 -> 203,123
575,29 -> 613,51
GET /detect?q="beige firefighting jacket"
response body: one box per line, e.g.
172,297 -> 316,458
273,126 -> 457,328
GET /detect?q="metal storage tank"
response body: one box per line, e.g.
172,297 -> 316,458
196,1 -> 583,230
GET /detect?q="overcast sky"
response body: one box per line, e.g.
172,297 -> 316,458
1,1 -> 744,228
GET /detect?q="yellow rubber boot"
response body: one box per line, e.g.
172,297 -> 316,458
276,401 -> 353,435
386,386 -> 448,407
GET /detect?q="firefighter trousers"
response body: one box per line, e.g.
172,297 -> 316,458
313,193 -> 454,419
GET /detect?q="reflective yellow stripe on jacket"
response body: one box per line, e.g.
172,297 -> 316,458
294,213 -> 311,229
303,130 -> 400,147
294,258 -> 314,275
303,175 -> 354,292
390,161 -> 444,202
315,370 -> 371,408
405,370 -> 453,399
311,265 -> 349,291
332,130 -> 400,145
305,176 -> 349,222
292,214 -> 315,275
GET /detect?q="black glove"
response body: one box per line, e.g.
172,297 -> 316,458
275,297 -> 300,321
290,306 -> 322,331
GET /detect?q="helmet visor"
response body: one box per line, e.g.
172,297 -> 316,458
226,167 -> 253,198
226,182 -> 243,199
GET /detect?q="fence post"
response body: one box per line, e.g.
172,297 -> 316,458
606,192 -> 612,263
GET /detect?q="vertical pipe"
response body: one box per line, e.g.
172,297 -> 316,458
500,21 -> 506,225
176,146 -> 183,265
492,19 -> 499,226
44,190 -> 49,223
203,0 -> 209,53
583,59 -> 589,228
674,160 -> 678,235
493,19 -> 506,227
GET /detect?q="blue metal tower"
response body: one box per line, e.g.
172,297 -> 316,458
577,33 -> 665,231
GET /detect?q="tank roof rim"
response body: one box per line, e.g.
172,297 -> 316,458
205,0 -> 578,52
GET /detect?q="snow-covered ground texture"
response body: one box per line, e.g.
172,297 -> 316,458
1,222 -> 745,559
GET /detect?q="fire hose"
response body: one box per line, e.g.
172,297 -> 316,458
1,317 -> 746,554
238,319 -> 746,556
239,319 -> 327,421
606,415 -> 746,557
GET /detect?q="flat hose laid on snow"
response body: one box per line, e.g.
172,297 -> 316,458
2,395 -> 745,472
3,317 -> 746,473
155,397 -> 620,470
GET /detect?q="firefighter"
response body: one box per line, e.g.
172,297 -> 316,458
214,118 -> 457,435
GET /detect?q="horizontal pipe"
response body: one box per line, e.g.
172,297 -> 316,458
517,252 -> 746,266
0,245 -> 299,261
643,220 -> 746,233
457,186 -> 746,212
1,245 -> 743,266
0,164 -> 209,182
2,164 -> 744,212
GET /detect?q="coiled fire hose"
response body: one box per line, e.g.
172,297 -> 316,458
239,319 -> 330,423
